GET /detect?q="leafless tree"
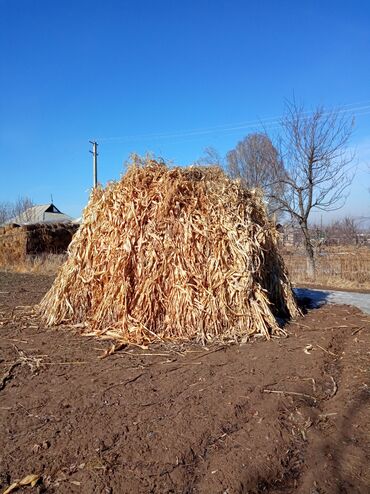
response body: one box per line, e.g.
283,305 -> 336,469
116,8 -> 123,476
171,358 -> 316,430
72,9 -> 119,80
324,216 -> 359,245
338,217 -> 359,243
0,202 -> 12,225
0,196 -> 34,225
270,101 -> 355,277
226,133 -> 286,218
12,196 -> 34,222
195,147 -> 224,167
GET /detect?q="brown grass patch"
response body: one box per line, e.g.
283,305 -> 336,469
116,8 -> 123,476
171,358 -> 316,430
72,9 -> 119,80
283,245 -> 370,290
0,253 -> 66,275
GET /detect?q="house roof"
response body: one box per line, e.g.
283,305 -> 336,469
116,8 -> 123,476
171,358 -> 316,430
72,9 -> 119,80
8,203 -> 73,225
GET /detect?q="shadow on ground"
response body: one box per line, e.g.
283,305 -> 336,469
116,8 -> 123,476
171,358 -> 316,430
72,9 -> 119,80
294,287 -> 329,314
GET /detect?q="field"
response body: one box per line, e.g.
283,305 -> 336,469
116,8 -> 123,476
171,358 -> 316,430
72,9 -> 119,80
282,246 -> 370,290
0,272 -> 369,493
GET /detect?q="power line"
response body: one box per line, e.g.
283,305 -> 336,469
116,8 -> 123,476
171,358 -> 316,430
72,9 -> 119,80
95,101 -> 370,144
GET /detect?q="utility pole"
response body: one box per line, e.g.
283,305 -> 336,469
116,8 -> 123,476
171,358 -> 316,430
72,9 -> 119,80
89,141 -> 98,188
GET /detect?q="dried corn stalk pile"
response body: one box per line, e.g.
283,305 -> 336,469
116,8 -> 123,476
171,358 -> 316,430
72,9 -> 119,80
39,157 -> 299,344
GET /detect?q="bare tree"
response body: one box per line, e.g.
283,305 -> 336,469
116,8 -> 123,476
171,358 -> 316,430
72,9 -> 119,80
226,133 -> 286,218
0,202 -> 12,225
271,101 -> 355,277
11,196 -> 34,223
195,147 -> 224,167
324,216 -> 359,245
338,217 -> 359,244
0,196 -> 34,225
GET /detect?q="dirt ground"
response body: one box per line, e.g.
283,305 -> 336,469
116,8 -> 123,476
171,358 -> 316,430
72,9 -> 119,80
0,272 -> 369,494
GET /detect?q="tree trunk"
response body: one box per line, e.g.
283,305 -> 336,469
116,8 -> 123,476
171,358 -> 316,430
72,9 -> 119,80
301,223 -> 316,279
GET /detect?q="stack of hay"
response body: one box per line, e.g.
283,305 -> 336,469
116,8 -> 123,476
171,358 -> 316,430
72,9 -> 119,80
39,157 -> 299,344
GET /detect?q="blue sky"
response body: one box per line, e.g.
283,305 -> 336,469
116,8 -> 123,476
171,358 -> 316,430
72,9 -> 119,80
0,0 -> 369,222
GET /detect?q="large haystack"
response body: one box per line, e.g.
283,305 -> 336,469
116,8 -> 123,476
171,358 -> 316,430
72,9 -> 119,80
39,158 -> 299,344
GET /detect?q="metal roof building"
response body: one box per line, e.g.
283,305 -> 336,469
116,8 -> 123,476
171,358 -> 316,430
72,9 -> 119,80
8,203 -> 73,225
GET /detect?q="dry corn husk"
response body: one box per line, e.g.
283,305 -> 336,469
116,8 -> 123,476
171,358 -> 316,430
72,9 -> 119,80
39,157 -> 299,344
3,474 -> 40,493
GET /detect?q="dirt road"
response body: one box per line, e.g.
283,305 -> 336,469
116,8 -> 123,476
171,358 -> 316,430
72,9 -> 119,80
0,272 -> 369,493
294,287 -> 370,315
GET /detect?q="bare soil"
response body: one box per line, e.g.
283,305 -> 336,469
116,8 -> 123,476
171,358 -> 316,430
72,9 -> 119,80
0,272 -> 369,494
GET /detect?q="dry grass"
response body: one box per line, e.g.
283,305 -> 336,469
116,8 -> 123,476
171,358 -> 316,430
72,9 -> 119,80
0,222 -> 76,274
39,157 -> 299,344
0,253 -> 66,275
283,245 -> 370,290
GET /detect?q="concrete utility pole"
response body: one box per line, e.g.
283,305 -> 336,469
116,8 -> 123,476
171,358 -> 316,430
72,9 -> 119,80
89,141 -> 98,188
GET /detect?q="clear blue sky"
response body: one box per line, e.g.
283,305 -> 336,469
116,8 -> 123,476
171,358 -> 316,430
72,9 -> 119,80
1,0 -> 369,222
